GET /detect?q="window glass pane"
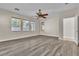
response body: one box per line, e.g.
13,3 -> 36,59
23,20 -> 30,31
11,18 -> 21,31
41,22 -> 45,31
31,22 -> 35,31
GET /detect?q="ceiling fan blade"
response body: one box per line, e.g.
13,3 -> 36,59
35,9 -> 48,19
42,14 -> 48,16
42,16 -> 46,18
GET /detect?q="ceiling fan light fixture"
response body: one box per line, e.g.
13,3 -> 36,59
36,9 -> 48,19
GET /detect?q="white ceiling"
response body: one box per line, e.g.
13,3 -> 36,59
0,3 -> 78,17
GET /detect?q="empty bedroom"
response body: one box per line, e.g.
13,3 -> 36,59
0,3 -> 79,56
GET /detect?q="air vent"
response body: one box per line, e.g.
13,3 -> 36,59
14,8 -> 20,11
65,3 -> 69,5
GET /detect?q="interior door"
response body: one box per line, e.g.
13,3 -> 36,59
63,16 -> 78,44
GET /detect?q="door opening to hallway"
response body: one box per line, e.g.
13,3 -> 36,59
63,16 -> 78,44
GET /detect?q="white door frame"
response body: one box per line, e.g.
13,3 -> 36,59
63,16 -> 78,45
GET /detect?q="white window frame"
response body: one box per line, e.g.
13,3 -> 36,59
22,20 -> 30,32
30,21 -> 36,32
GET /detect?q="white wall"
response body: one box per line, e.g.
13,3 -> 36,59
59,8 -> 78,45
39,8 -> 79,45
0,9 -> 40,42
0,7 -> 79,45
40,17 -> 59,37
38,7 -> 79,45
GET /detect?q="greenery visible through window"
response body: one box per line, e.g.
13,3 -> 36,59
11,17 -> 21,31
23,20 -> 30,31
11,17 -> 36,32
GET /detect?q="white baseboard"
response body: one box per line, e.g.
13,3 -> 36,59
40,34 -> 59,37
0,34 -> 78,45
58,37 -> 63,40
63,36 -> 78,44
59,37 -> 78,45
0,34 -> 39,42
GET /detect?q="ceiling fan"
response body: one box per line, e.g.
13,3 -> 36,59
36,9 -> 48,19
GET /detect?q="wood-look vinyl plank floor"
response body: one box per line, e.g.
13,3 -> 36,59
0,35 -> 78,56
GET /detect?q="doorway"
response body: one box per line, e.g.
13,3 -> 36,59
63,16 -> 78,44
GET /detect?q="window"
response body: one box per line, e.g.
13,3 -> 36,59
31,22 -> 35,31
11,17 -> 36,32
23,20 -> 30,31
41,22 -> 45,31
11,17 -> 21,31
